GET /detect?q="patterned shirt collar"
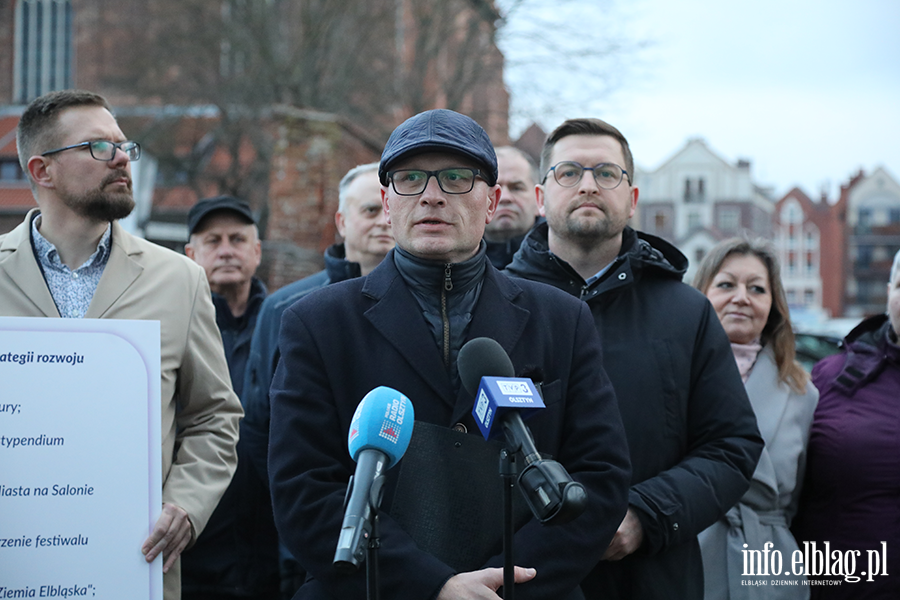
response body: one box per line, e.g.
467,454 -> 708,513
31,214 -> 113,269
31,214 -> 113,318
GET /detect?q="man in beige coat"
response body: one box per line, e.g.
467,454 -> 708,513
0,89 -> 242,600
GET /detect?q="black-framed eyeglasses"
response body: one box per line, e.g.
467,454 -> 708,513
41,140 -> 142,162
388,168 -> 482,196
544,161 -> 629,190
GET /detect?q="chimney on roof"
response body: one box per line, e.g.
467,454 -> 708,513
818,180 -> 831,202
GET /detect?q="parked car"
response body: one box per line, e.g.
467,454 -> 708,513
793,317 -> 861,372
793,332 -> 842,372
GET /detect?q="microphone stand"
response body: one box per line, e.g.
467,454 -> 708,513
499,447 -> 518,599
495,414 -> 589,598
366,511 -> 381,600
336,468 -> 386,599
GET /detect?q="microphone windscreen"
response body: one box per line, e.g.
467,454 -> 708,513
458,337 -> 515,396
347,386 -> 415,468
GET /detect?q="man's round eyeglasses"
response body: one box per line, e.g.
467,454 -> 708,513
41,140 -> 142,162
388,168 -> 482,196
544,161 -> 629,190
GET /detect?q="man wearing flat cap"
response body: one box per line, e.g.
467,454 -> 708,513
267,109 -> 631,600
183,196 -> 279,600
185,195 -> 266,400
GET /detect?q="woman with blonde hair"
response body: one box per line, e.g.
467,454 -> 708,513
693,236 -> 818,599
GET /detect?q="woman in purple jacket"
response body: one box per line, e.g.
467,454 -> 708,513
792,249 -> 900,598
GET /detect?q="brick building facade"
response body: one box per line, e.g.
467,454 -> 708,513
1,0 -> 510,288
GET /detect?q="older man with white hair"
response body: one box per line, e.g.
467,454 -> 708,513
241,162 -> 394,598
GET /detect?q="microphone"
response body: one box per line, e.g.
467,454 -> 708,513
457,338 -> 544,450
333,386 -> 415,572
458,338 -> 545,457
458,338 -> 587,525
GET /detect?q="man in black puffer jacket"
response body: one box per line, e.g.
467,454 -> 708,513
506,117 -> 763,600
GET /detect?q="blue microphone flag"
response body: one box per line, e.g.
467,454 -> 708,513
347,386 -> 414,468
472,376 -> 545,440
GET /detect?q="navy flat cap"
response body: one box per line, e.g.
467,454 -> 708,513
379,109 -> 498,187
187,195 -> 255,235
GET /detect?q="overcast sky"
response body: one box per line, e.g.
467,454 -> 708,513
499,0 -> 900,200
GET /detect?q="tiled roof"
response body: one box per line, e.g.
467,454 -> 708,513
0,116 -> 20,155
0,187 -> 36,210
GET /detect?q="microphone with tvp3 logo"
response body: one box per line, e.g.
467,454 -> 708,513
458,337 -> 587,525
333,386 -> 415,573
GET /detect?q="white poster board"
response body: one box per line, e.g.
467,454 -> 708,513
0,317 -> 162,600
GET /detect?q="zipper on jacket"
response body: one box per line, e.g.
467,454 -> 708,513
442,264 -> 453,367
579,285 -> 591,301
577,257 -> 628,301
550,254 -> 588,299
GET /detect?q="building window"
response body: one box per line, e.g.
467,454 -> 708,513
684,178 -> 704,203
718,207 -> 740,231
890,208 -> 900,224
14,0 -> 73,103
654,211 -> 666,231
856,279 -> 883,305
0,160 -> 25,181
781,199 -> 803,225
220,1 -> 248,78
806,252 -> 815,274
857,245 -> 872,266
695,248 -> 705,265
155,165 -> 190,186
857,281 -> 869,304
858,208 -> 872,229
687,212 -> 701,231
786,289 -> 796,304
804,289 -> 815,305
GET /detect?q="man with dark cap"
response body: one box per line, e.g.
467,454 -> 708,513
267,109 -> 632,600
185,195 -> 266,398
183,196 -> 278,600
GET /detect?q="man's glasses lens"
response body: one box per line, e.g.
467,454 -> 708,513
390,168 -> 479,195
42,140 -> 142,161
550,162 -> 626,190
90,141 -> 141,161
